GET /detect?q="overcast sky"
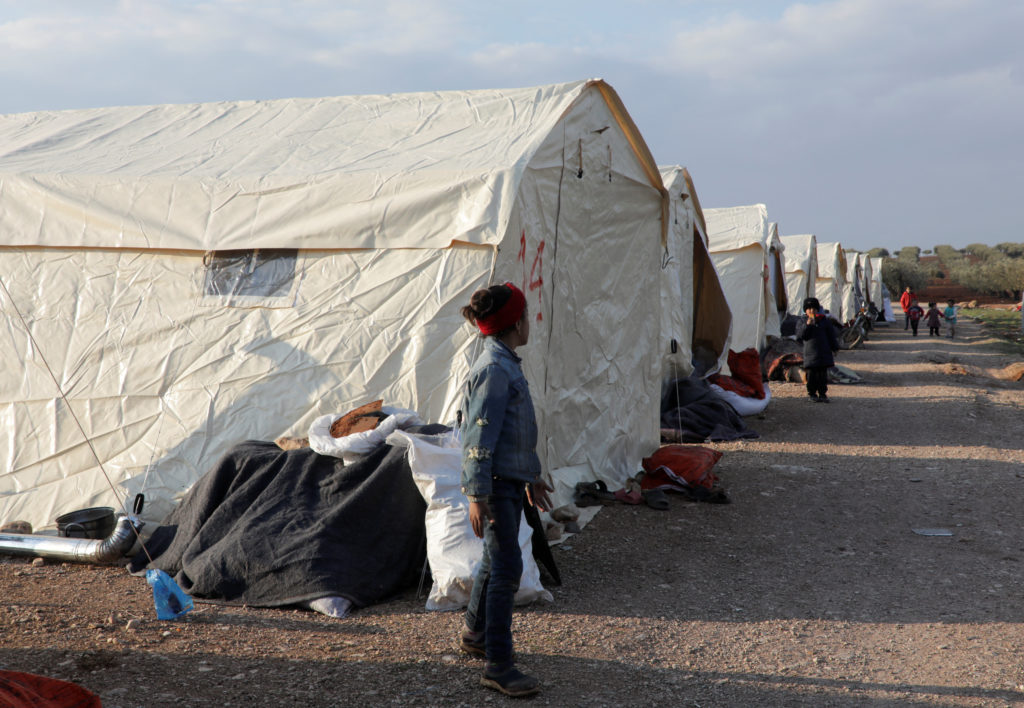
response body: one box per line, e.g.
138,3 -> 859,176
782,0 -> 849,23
0,0 -> 1020,252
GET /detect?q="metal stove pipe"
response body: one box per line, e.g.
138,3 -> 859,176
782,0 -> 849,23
0,515 -> 144,563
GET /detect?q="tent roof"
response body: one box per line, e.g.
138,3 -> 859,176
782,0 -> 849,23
659,165 -> 707,240
779,234 -> 817,274
767,222 -> 784,254
845,250 -> 862,280
816,241 -> 847,281
705,204 -> 769,253
870,256 -> 884,282
0,79 -> 662,251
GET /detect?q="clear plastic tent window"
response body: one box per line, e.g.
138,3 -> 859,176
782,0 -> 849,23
202,249 -> 298,303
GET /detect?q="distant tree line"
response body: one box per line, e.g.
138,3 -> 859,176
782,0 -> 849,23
868,244 -> 1024,301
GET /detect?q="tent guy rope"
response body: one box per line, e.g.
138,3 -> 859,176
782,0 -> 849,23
0,275 -> 157,566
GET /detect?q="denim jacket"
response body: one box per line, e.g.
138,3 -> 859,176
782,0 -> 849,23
460,337 -> 542,499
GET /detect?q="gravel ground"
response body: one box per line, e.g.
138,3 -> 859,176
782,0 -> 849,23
2,316 -> 1024,707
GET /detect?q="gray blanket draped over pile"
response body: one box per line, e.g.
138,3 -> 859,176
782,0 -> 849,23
129,433 -> 442,608
661,377 -> 759,442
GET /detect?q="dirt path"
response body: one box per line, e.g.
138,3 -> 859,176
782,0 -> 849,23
2,317 -> 1023,707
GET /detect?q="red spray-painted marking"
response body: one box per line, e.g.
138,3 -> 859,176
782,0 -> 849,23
518,229 -> 545,322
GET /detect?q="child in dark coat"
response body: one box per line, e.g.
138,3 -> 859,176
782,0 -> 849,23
795,297 -> 840,403
906,300 -> 924,336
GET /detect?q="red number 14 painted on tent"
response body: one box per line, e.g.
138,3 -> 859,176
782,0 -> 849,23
518,230 -> 544,322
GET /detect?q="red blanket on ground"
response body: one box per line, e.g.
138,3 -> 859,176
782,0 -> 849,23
708,348 -> 766,399
0,671 -> 100,708
641,445 -> 723,489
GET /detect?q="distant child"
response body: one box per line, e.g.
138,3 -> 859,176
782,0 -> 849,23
906,300 -> 924,336
796,297 -> 840,403
923,302 -> 943,336
943,299 -> 959,338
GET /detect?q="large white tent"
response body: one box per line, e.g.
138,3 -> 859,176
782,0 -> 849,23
860,253 -> 874,311
870,257 -> 886,307
767,223 -> 790,321
658,166 -> 732,379
705,205 -> 782,355
869,256 -> 893,321
815,242 -> 848,320
0,79 -> 668,531
780,235 -> 818,316
842,250 -> 865,322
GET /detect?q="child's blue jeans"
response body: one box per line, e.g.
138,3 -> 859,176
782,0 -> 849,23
464,477 -> 524,668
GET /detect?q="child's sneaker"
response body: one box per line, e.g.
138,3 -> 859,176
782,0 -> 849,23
480,665 -> 540,697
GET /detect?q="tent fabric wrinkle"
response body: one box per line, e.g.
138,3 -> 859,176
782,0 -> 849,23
0,88 -> 546,250
0,79 -> 666,252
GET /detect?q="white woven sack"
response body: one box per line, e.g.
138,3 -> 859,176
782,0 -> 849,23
387,429 -> 552,611
308,407 -> 424,464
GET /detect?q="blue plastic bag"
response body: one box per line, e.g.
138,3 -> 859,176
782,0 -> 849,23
145,569 -> 194,620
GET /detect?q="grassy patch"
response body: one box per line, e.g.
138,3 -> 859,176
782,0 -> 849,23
962,308 -> 1024,354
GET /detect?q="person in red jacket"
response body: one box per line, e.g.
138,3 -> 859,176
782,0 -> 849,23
899,286 -> 915,330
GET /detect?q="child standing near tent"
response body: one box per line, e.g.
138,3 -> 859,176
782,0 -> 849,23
944,299 -> 959,338
796,297 -> 839,403
458,282 -> 553,698
906,300 -> 924,336
924,302 -> 944,337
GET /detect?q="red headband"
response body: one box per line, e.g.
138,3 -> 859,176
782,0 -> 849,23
477,282 -> 526,335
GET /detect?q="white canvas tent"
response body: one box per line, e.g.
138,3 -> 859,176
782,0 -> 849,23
870,257 -> 893,321
870,257 -> 885,307
0,79 -> 668,531
767,223 -> 789,321
815,242 -> 848,321
842,250 -> 865,322
860,253 -> 874,311
780,234 -> 818,316
657,166 -> 732,379
705,205 -> 782,355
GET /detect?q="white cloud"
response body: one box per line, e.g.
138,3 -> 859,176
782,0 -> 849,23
666,0 -> 1024,98
0,0 -> 467,67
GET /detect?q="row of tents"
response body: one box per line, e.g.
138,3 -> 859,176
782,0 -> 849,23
702,209 -> 890,354
0,79 -> 890,533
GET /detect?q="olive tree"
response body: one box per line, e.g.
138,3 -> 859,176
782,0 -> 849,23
881,258 -> 927,295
